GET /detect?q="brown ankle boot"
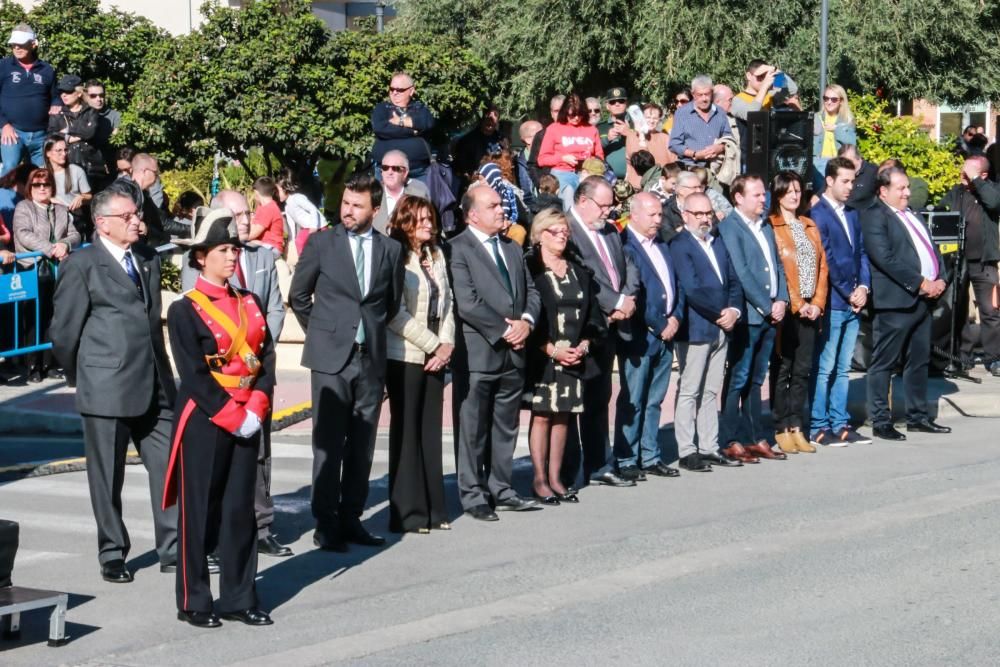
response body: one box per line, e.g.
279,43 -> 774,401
775,431 -> 798,454
790,430 -> 816,453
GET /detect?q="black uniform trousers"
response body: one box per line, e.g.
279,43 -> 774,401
310,347 -> 383,539
867,302 -> 932,428
176,408 -> 258,614
562,338 -> 616,487
770,316 -> 819,431
82,382 -> 176,566
385,360 -> 447,532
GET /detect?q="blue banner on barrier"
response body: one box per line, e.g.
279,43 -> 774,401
0,269 -> 38,304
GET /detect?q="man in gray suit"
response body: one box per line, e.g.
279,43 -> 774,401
372,149 -> 430,234
565,176 -> 640,487
181,190 -> 291,557
450,184 -> 542,521
49,189 -> 178,583
290,172 -> 404,552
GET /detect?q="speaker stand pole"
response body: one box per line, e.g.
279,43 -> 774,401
939,214 -> 981,384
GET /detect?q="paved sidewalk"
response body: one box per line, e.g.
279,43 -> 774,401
2,359 -> 999,473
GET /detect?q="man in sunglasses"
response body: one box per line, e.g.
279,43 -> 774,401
86,79 -> 120,186
597,86 -> 630,180
0,24 -> 59,176
372,150 -> 430,235
371,72 -> 435,181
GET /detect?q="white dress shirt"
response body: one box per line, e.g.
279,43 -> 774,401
737,209 -> 778,299
890,205 -> 939,280
99,235 -> 137,278
466,225 -> 534,327
688,228 -> 723,283
823,194 -> 852,247
628,226 -> 673,314
348,227 -> 374,295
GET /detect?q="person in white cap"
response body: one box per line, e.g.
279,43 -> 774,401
0,24 -> 59,176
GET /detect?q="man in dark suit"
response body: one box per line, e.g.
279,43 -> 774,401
614,193 -> 684,480
861,167 -> 950,440
566,176 -> 640,487
49,189 -> 178,583
182,190 -> 291,557
809,157 -> 872,446
717,174 -> 789,460
670,193 -> 747,470
289,173 -> 404,551
450,184 -> 542,521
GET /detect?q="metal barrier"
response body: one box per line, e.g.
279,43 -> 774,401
0,251 -> 60,359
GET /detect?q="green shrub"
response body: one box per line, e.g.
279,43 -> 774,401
852,94 -> 961,204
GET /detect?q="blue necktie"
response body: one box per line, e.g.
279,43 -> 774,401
123,251 -> 143,300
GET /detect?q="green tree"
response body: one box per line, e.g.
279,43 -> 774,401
123,0 -> 490,171
0,0 -> 169,105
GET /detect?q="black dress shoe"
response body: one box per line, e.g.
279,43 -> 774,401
340,521 -> 386,547
495,495 -> 541,511
27,368 -> 42,384
220,608 -> 273,626
643,461 -> 680,477
679,454 -> 712,472
177,610 -> 222,628
258,535 -> 293,557
589,471 -> 636,487
906,420 -> 951,434
45,367 -> 65,380
532,493 -> 561,506
554,490 -> 580,503
101,559 -> 133,583
466,505 -> 499,521
313,531 -> 348,552
700,452 -> 743,468
873,424 -> 906,441
621,465 -> 649,482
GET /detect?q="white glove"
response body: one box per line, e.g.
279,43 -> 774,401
235,410 -> 261,438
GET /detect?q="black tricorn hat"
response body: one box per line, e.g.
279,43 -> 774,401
174,206 -> 240,250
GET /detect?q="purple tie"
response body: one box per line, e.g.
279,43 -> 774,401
898,210 -> 939,279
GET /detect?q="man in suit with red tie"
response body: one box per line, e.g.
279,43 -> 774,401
565,176 -> 640,487
862,167 -> 950,440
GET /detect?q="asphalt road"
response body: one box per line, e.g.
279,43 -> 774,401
2,416 -> 1000,666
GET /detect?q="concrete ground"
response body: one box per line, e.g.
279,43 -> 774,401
2,410 -> 1000,665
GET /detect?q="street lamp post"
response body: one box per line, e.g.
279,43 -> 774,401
819,0 -> 829,102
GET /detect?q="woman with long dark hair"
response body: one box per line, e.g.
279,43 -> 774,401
536,93 -> 604,210
386,195 -> 455,533
768,171 -> 829,454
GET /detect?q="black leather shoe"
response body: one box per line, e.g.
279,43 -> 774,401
466,505 -> 499,521
906,420 -> 951,434
554,490 -> 580,503
220,608 -> 273,626
679,454 -> 712,472
45,367 -> 65,380
618,465 -> 644,482
101,559 -> 133,583
177,610 -> 221,628
340,521 -> 386,547
27,368 -> 42,384
313,531 -> 348,552
589,471 -> 636,487
532,493 -> 560,505
495,495 -> 541,511
258,535 -> 293,557
873,424 -> 906,441
643,461 -> 680,477
700,452 -> 743,468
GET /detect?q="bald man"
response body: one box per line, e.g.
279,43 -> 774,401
613,193 -> 684,479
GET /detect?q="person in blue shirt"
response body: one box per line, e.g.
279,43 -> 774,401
0,24 -> 59,176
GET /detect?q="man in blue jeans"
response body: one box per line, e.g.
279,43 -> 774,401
0,24 -> 59,176
809,157 -> 872,446
614,193 -> 683,480
717,175 -> 789,459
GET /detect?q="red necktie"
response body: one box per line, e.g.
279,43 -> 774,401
234,248 -> 247,288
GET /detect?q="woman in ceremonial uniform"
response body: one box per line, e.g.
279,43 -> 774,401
164,208 -> 276,629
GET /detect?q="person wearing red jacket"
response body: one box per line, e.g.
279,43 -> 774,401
165,209 -> 276,629
536,93 -> 604,210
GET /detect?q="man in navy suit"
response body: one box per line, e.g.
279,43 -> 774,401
861,167 -> 950,440
717,175 -> 789,460
613,193 -> 684,480
670,193 -> 748,471
809,157 -> 872,447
